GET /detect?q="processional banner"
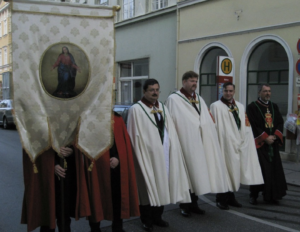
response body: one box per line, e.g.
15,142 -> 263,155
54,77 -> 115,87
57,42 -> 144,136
11,0 -> 117,167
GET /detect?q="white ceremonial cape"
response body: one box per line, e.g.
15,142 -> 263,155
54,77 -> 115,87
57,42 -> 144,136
166,91 -> 229,194
210,100 -> 264,191
127,101 -> 191,206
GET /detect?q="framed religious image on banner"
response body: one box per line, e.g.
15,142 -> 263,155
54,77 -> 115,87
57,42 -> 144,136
40,43 -> 90,100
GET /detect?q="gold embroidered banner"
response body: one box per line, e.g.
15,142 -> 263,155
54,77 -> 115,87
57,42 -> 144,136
11,1 -> 116,163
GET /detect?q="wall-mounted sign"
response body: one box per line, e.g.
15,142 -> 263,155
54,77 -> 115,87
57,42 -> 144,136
296,59 -> 300,75
297,39 -> 300,54
217,56 -> 234,77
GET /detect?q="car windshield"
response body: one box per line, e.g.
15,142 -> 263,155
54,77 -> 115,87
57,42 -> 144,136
114,107 -> 126,114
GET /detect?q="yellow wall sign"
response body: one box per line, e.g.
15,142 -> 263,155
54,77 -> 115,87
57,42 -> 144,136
221,58 -> 232,74
217,56 -> 234,77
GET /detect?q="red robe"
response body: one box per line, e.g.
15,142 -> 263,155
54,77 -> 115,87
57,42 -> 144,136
84,114 -> 140,222
21,114 -> 139,231
21,148 -> 91,232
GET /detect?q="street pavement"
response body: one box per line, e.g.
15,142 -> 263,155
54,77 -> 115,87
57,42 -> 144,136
65,158 -> 300,232
0,128 -> 299,232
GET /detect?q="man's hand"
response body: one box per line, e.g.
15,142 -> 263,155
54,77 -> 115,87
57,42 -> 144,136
55,164 -> 66,178
110,157 -> 119,169
60,147 -> 73,158
264,135 -> 276,145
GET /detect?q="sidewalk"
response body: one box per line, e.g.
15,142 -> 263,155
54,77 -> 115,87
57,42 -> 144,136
282,160 -> 300,187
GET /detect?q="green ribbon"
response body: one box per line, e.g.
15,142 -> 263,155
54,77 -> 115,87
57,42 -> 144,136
253,101 -> 275,162
173,92 -> 201,114
137,102 -> 166,143
227,104 -> 241,130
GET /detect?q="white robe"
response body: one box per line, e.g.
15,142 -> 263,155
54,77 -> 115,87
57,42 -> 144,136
210,100 -> 264,191
127,101 -> 191,206
166,91 -> 229,194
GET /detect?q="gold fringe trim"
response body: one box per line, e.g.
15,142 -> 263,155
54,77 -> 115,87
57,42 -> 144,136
88,160 -> 94,172
64,158 -> 67,169
12,9 -> 114,19
33,163 -> 38,173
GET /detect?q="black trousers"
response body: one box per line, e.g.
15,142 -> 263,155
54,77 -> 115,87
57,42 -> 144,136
40,226 -> 55,232
139,205 -> 164,225
179,192 -> 198,210
216,192 -> 236,204
249,184 -> 264,199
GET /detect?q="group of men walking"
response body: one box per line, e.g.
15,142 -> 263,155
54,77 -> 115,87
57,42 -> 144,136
22,71 -> 287,232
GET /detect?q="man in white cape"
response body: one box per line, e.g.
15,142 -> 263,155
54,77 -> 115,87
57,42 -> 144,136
127,79 -> 191,232
210,82 -> 264,210
165,71 -> 229,216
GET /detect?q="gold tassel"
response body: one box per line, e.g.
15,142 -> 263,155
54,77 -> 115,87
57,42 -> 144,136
88,160 -> 94,171
64,159 -> 67,169
33,163 -> 38,173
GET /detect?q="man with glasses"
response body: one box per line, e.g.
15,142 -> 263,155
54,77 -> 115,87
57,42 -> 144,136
246,84 -> 287,205
127,79 -> 191,232
210,82 -> 264,210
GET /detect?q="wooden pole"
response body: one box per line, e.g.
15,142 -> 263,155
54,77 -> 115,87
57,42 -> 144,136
59,157 -> 65,232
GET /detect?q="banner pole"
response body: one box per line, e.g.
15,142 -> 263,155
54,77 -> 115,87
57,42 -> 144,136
59,157 -> 65,232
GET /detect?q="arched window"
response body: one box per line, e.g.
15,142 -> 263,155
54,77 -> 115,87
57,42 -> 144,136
247,41 -> 288,115
247,41 -> 289,150
199,47 -> 227,106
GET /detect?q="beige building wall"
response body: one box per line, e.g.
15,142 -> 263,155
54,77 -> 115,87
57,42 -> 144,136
177,0 -> 300,158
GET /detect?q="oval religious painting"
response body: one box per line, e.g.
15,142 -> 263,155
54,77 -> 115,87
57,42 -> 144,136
40,43 -> 90,100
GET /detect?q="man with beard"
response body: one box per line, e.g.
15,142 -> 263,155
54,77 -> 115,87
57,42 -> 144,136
246,84 -> 287,205
165,71 -> 229,217
127,79 -> 191,231
210,82 -> 264,210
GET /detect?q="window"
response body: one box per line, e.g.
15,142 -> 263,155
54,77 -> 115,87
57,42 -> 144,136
123,0 -> 134,20
152,0 -> 167,10
3,11 -> 7,35
0,23 -> 2,37
4,47 -> 6,65
95,0 -> 108,5
199,47 -> 228,106
247,41 -> 289,151
0,50 -> 2,66
119,59 -> 149,104
247,41 -> 288,115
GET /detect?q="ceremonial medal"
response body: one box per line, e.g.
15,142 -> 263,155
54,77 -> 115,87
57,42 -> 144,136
265,108 -> 274,128
189,98 -> 199,104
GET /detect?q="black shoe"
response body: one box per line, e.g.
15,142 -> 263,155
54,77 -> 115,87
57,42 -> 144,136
228,199 -> 242,207
249,197 -> 257,205
264,199 -> 279,204
112,230 -> 126,232
190,206 -> 205,215
142,223 -> 153,232
91,229 -> 101,232
272,199 -> 279,204
216,201 -> 229,210
180,209 -> 191,217
153,219 -> 169,227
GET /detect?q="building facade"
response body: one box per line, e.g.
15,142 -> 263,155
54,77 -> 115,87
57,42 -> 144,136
0,0 -> 11,100
177,0 -> 300,159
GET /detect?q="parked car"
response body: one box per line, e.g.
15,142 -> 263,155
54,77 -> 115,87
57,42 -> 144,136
0,99 -> 15,129
113,104 -> 132,125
